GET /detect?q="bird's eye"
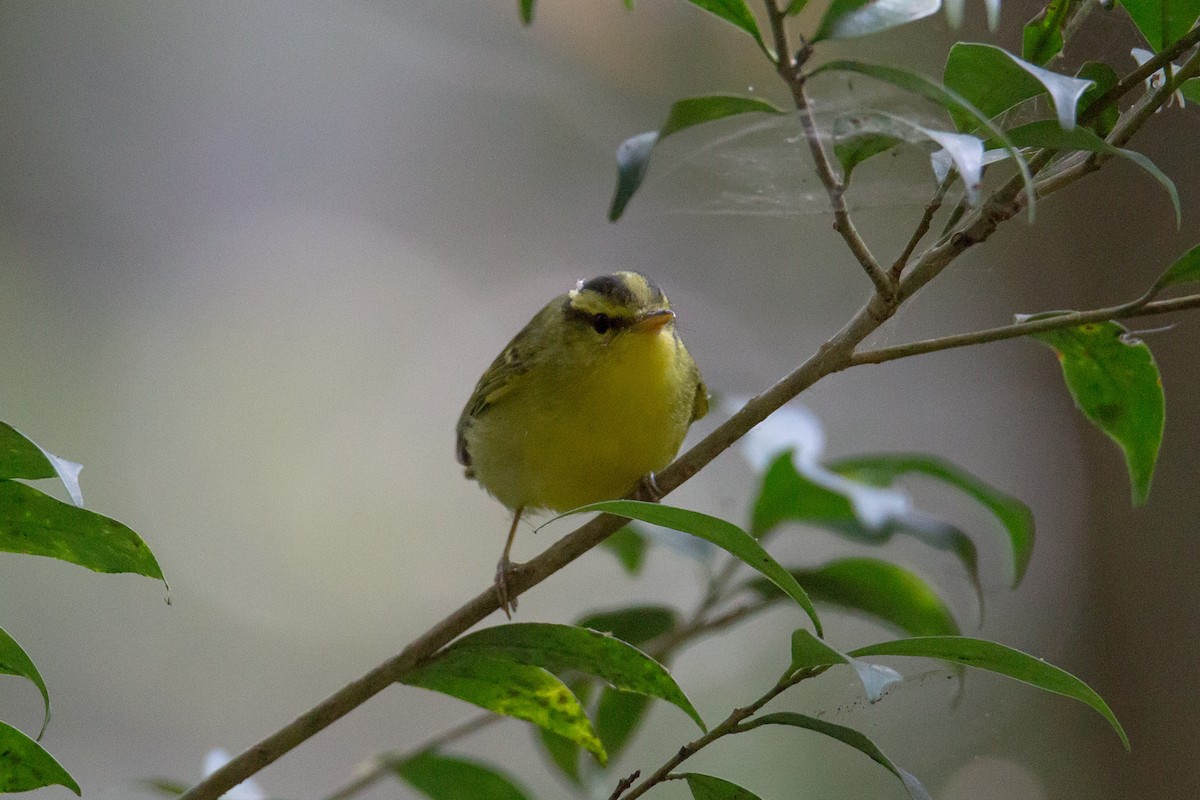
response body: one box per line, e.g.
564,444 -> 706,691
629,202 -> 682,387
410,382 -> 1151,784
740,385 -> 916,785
591,314 -> 611,334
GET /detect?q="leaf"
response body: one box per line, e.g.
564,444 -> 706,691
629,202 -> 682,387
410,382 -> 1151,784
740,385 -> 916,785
831,454 -> 1035,586
595,687 -> 652,759
1153,243 -> 1200,289
1117,0 -> 1200,50
609,96 -> 786,221
751,453 -> 983,607
831,112 -> 984,203
785,0 -> 809,13
1076,61 -> 1120,137
943,43 -> 1094,132
1022,0 -> 1074,66
683,0 -> 770,55
395,750 -> 532,800
1182,77 -> 1200,105
0,720 -> 80,795
790,629 -> 902,702
538,728 -> 582,785
0,422 -> 84,506
403,647 -> 606,762
563,500 -> 822,635
576,605 -> 679,646
600,524 -> 649,574
749,558 -> 960,637
0,480 -> 164,580
811,59 -> 1035,218
832,118 -> 904,182
1000,120 -> 1180,225
814,0 -> 941,41
683,773 -> 764,800
518,0 -> 535,25
429,622 -> 704,731
0,624 -> 50,738
1026,318 -> 1165,505
850,636 -> 1130,750
741,713 -> 930,800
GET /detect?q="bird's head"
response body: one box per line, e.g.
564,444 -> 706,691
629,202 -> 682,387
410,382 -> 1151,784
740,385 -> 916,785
565,271 -> 675,336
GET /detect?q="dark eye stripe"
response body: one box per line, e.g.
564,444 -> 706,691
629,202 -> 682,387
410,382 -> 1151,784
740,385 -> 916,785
562,302 -> 634,332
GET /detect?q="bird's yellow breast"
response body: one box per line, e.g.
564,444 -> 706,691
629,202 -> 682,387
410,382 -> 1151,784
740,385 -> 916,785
466,326 -> 695,512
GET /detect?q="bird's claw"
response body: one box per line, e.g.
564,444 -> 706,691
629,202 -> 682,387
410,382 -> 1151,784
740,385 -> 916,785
495,556 -> 519,618
633,472 -> 664,502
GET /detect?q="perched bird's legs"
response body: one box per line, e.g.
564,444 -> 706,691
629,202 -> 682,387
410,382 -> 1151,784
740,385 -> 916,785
633,472 -> 663,502
495,506 -> 524,618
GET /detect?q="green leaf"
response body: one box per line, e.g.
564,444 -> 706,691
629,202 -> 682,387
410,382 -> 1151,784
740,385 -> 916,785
785,0 -> 809,13
0,720 -> 80,795
0,422 -> 84,506
1001,120 -> 1180,226
1076,61 -> 1120,137
1022,0 -> 1074,65
1117,0 -> 1200,50
0,624 -> 50,738
429,622 -> 704,731
600,525 -> 649,574
850,636 -> 1130,750
832,117 -> 904,182
815,0 -> 941,41
831,454 -> 1035,586
0,422 -> 56,481
538,728 -> 582,785
609,96 -> 786,221
683,773 -> 764,800
741,712 -> 930,800
0,480 -> 164,580
595,687 -> 652,759
395,750 -> 532,800
1026,318 -> 1165,505
830,112 -> 984,203
1153,243 -> 1200,289
563,500 -> 822,635
790,629 -> 901,701
811,59 -> 1035,218
751,454 -> 983,607
518,0 -> 535,25
943,43 -> 1094,132
684,0 -> 770,55
747,558 -> 960,637
403,647 -> 606,762
576,605 -> 679,646
1182,77 -> 1200,105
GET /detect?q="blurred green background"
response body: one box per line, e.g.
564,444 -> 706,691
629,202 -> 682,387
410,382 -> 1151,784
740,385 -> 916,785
1,1 -> 1197,798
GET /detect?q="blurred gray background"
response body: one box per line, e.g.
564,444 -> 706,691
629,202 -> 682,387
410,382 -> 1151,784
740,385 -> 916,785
1,1 -> 1197,798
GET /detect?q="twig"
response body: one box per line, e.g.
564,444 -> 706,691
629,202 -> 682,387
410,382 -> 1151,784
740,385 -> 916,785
764,0 -> 893,301
321,714 -> 498,800
849,293 -> 1200,367
610,668 -> 820,800
892,174 -> 954,279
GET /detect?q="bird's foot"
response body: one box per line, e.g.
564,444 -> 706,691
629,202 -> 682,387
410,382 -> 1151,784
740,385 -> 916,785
494,556 -> 520,618
633,472 -> 664,502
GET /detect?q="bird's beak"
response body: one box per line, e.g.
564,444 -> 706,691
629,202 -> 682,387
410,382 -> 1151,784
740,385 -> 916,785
633,308 -> 675,332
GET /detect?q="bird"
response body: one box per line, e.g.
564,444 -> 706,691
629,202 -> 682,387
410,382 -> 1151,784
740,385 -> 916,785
456,271 -> 708,616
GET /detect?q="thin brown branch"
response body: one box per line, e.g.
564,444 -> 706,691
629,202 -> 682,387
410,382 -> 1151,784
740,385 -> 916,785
892,173 -> 954,279
850,293 -> 1200,367
321,714 -> 498,800
611,668 -> 821,800
764,1 -> 893,300
1077,26 -> 1200,127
